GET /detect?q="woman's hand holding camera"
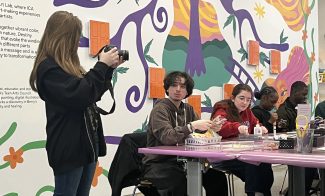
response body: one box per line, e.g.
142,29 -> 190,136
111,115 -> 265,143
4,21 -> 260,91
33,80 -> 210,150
99,47 -> 124,68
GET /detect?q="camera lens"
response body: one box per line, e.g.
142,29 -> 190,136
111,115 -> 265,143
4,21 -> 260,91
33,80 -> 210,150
119,50 -> 129,61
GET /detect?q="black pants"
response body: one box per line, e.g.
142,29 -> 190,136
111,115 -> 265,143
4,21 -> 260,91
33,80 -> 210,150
213,159 -> 274,196
304,167 -> 318,195
144,162 -> 228,196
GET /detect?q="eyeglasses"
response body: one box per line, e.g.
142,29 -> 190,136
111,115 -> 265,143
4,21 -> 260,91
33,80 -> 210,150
236,96 -> 252,103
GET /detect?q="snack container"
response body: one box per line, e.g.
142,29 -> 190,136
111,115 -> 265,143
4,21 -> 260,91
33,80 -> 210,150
262,140 -> 280,150
185,135 -> 222,146
220,141 -> 255,151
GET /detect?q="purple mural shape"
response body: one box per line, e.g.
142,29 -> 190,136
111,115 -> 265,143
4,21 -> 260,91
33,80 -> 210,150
225,57 -> 259,104
185,0 -> 205,76
79,37 -> 89,47
109,0 -> 168,113
53,0 -> 109,8
220,0 -> 288,52
57,0 -> 168,113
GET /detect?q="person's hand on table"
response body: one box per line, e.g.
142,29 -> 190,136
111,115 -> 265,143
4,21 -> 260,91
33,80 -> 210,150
191,119 -> 214,132
210,115 -> 227,133
261,126 -> 268,134
238,125 -> 249,135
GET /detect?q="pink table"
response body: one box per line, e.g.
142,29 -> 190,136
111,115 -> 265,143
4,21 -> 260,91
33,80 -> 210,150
139,146 -> 237,196
139,146 -> 325,196
238,149 -> 325,196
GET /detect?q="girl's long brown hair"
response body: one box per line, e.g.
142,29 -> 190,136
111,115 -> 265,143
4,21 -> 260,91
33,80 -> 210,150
29,11 -> 85,92
211,84 -> 253,122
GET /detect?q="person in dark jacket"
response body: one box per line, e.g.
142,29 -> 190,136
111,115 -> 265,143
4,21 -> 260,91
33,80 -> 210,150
29,11 -> 124,196
276,81 -> 317,195
315,101 -> 325,118
252,86 -> 279,133
143,71 -> 228,196
276,81 -> 308,132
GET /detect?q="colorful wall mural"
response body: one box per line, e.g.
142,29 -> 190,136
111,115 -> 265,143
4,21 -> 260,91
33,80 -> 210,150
0,0 -> 319,195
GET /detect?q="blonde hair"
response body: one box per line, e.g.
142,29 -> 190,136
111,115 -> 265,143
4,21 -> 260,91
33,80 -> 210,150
29,11 -> 85,91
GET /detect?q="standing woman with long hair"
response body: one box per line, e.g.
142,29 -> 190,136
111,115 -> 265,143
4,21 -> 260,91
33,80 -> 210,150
29,11 -> 123,195
252,86 -> 279,133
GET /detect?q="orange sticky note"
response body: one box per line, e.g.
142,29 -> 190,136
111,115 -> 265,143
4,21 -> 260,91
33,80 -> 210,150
188,95 -> 201,118
223,84 -> 236,99
270,50 -> 281,74
89,20 -> 110,56
149,67 -> 165,98
247,40 -> 259,66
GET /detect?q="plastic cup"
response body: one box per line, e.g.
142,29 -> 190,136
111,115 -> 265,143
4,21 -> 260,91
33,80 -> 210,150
296,128 -> 314,153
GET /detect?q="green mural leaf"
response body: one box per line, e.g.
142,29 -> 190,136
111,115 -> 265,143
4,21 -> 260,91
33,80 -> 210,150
3,193 -> 18,196
145,54 -> 159,66
35,185 -> 54,196
0,162 -> 10,170
280,29 -> 288,44
259,52 -> 269,67
21,140 -> 46,151
237,47 -> 246,54
201,93 -> 212,107
134,116 -> 149,133
144,39 -> 153,55
238,48 -> 248,62
141,116 -> 148,131
240,53 -> 248,62
112,67 -> 129,88
0,122 -> 17,146
116,67 -> 129,74
112,70 -> 118,88
223,15 -> 234,29
102,168 -> 109,178
232,16 -> 237,38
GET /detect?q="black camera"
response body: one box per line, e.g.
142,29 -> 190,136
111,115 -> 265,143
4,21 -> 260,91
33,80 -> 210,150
104,45 -> 129,61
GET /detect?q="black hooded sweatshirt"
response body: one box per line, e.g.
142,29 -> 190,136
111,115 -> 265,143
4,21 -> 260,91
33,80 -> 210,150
36,57 -> 114,175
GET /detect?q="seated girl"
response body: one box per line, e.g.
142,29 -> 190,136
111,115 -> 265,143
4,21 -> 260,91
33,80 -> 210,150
210,84 -> 273,196
252,86 -> 279,133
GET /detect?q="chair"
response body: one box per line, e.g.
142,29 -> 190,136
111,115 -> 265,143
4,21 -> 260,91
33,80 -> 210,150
204,162 -> 235,196
108,132 -> 159,196
217,168 -> 235,196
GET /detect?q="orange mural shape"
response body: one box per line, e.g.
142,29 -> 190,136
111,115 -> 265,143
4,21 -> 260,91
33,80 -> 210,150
247,40 -> 259,66
187,95 -> 201,118
149,67 -> 165,99
89,20 -> 110,56
270,50 -> 281,74
223,84 -> 236,99
92,162 -> 103,187
3,147 -> 24,169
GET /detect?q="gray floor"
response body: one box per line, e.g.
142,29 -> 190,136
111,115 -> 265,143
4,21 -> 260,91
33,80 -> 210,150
125,164 -> 289,196
231,164 -> 288,196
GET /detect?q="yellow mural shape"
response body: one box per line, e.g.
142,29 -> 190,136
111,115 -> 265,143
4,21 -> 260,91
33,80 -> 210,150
171,0 -> 223,42
265,0 -> 309,31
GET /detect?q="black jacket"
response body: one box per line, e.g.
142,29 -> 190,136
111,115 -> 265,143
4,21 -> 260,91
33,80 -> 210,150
36,57 -> 114,175
251,105 -> 274,133
276,98 -> 297,132
108,132 -> 147,196
315,101 -> 325,118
